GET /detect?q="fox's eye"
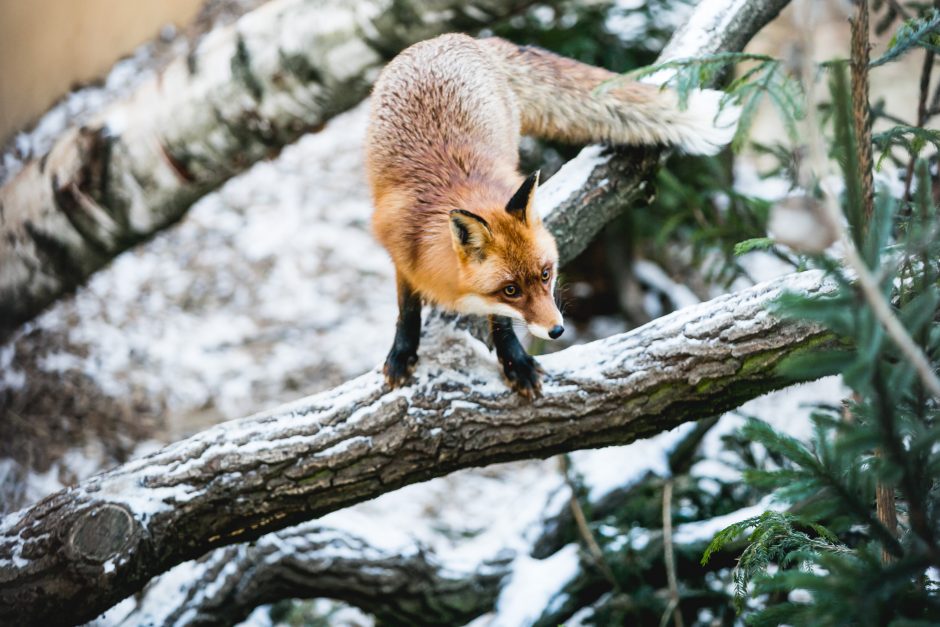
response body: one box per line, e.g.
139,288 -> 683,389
503,284 -> 520,297
541,268 -> 551,282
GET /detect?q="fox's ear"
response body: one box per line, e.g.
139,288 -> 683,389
505,170 -> 540,225
449,209 -> 492,260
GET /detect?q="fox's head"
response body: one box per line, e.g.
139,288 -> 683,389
449,171 -> 565,340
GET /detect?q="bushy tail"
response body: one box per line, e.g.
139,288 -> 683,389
479,37 -> 740,156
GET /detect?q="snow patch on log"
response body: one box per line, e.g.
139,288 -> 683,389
494,544 -> 581,626
536,144 -> 609,217
661,0 -> 756,61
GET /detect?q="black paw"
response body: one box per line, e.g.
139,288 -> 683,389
499,351 -> 543,400
384,347 -> 418,388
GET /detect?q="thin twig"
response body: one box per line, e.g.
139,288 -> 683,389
856,1 -> 904,559
876,451 -> 900,564
558,456 -> 621,591
798,0 -> 940,400
661,479 -> 685,627
885,0 -> 912,20
930,74 -> 940,113
902,0 -> 940,202
851,0 -> 875,228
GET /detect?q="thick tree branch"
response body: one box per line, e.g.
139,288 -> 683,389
0,269 -> 834,626
113,521 -> 510,626
0,0 -> 796,624
0,0 -> 545,343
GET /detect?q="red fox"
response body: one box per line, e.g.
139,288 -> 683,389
367,34 -> 738,398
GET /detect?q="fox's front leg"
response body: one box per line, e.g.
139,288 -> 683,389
491,315 -> 542,400
384,273 -> 422,387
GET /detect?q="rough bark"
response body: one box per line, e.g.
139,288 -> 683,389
113,522 -> 511,626
0,268 -> 835,626
130,381 -> 724,624
0,0 -> 798,623
0,0 -> 545,343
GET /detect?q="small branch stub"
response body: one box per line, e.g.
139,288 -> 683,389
66,504 -> 138,565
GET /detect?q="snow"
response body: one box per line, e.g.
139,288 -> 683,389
659,0 -> 752,63
569,423 -> 696,502
536,144 -> 608,217
633,259 -> 701,310
94,474 -> 198,523
491,544 -> 580,627
0,26 -> 190,186
0,344 -> 24,390
2,101 -> 398,442
107,558 -> 207,626
606,0 -> 694,50
322,459 -> 564,573
0,444 -> 109,518
734,161 -> 792,201
673,496 -> 778,545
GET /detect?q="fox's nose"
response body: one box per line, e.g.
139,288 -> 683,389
548,325 -> 565,339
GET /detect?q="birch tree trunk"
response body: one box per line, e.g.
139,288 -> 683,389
0,0 -> 797,624
0,0 -> 545,343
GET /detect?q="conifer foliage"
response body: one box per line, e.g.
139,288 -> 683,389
700,2 -> 940,623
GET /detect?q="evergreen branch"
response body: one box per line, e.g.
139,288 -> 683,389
902,0 -> 940,203
623,52 -> 779,82
740,417 -> 905,556
871,367 -> 940,566
869,9 -> 940,68
661,479 -> 685,627
801,20 -> 940,402
872,125 -> 940,169
701,510 -> 846,613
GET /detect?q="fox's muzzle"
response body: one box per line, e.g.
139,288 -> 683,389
526,305 -> 565,340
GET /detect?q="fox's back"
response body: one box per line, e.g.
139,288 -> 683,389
366,34 -> 520,200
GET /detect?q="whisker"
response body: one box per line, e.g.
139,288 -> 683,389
554,279 -> 572,317
510,319 -> 528,333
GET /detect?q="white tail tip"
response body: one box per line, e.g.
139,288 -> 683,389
673,89 -> 742,156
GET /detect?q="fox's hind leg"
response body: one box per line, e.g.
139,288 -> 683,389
491,315 -> 542,400
384,273 -> 422,387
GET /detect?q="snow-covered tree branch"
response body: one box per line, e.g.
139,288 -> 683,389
112,520 -> 511,626
0,0 -> 547,343
0,268 -> 833,626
